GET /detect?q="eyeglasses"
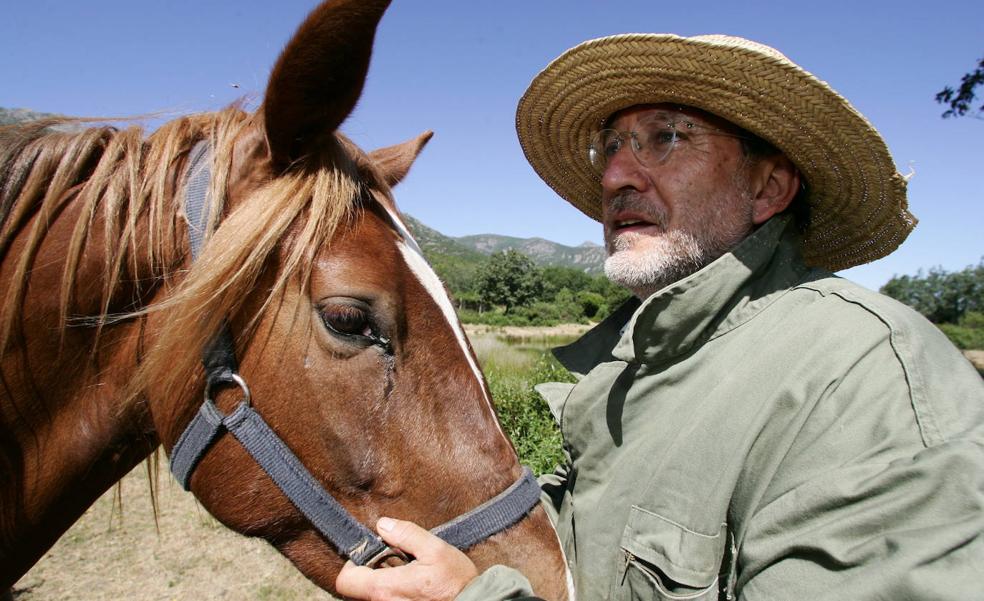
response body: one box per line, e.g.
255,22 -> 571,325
587,115 -> 751,173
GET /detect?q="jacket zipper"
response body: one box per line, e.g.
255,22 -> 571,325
621,550 -> 634,585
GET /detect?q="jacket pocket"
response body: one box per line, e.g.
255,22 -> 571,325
613,505 -> 726,601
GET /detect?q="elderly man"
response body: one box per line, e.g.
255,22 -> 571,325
337,34 -> 984,601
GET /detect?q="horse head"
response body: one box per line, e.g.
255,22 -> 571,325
0,0 -> 570,597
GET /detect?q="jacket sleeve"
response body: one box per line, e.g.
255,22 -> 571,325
455,565 -> 535,601
534,381 -> 575,526
460,382 -> 573,601
448,463 -> 570,601
537,459 -> 571,526
736,327 -> 984,600
451,465 -> 571,601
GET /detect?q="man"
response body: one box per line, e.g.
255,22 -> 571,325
337,34 -> 984,600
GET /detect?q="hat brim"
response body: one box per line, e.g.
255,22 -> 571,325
515,33 -> 915,271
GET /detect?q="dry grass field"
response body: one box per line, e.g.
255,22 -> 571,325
964,349 -> 984,374
12,459 -> 334,600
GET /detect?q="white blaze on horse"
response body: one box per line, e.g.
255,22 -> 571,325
0,1 -> 570,598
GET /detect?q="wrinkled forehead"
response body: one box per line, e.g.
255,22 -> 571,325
605,103 -> 742,133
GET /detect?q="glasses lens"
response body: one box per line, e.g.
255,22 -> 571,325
588,122 -> 683,172
588,129 -> 622,172
635,121 -> 679,166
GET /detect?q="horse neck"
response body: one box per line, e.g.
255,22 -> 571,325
0,123 -> 190,584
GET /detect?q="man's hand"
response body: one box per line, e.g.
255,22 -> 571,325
335,517 -> 479,601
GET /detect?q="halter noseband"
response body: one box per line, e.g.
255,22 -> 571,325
168,141 -> 541,568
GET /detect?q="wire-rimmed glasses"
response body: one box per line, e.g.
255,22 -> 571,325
588,115 -> 751,173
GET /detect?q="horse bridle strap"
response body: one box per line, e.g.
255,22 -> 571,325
169,141 -> 542,567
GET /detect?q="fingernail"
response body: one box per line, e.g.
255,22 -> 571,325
378,517 -> 396,533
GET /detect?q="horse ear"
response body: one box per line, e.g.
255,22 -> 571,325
369,131 -> 434,187
263,0 -> 392,169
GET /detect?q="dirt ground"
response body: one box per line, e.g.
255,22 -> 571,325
964,350 -> 984,372
12,460 -> 334,600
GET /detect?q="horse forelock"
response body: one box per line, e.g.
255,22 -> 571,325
0,108 -> 371,420
131,124 -> 369,417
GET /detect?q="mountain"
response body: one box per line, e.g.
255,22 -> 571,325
0,107 -> 66,125
402,214 -> 605,274
401,214 -> 486,263
457,234 -> 605,273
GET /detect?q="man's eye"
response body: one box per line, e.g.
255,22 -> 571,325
601,135 -> 621,157
321,304 -> 371,337
647,128 -> 678,147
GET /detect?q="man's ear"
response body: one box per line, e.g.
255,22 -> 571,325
749,154 -> 801,225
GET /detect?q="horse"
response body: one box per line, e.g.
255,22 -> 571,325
0,0 -> 571,598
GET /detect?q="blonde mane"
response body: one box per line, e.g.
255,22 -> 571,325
0,107 -> 365,408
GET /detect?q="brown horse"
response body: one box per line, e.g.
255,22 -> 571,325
0,0 -> 570,597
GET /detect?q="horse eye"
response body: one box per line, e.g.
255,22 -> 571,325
321,303 -> 372,337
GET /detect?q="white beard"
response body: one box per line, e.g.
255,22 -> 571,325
604,230 -> 707,299
602,170 -> 759,299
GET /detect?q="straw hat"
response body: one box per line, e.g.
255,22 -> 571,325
516,34 -> 916,271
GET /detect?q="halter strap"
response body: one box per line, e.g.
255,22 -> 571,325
169,141 -> 541,566
183,141 -> 240,388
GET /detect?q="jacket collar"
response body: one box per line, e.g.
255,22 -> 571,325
555,216 -> 817,370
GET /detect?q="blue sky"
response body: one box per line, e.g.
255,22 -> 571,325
3,1 -> 981,290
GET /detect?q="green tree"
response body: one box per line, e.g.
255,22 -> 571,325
453,289 -> 485,312
592,275 -> 633,311
552,288 -> 582,320
936,55 -> 984,119
577,291 -> 606,319
540,266 -> 593,301
880,259 -> 984,324
428,255 -> 480,297
476,249 -> 544,313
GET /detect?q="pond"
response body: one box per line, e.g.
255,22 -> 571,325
468,331 -> 580,374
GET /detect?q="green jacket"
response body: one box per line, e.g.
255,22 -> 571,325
457,217 -> 984,601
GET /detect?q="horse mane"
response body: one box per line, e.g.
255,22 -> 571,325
0,106 -> 370,412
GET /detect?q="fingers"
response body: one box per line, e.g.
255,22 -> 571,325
335,561 -> 376,599
333,518 -> 480,601
375,516 -> 447,561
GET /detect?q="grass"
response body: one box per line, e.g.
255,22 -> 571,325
939,311 -> 984,351
471,332 -> 575,475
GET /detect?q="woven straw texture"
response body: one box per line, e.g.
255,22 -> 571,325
516,34 -> 916,271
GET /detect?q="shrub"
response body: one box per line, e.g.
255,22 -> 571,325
577,291 -> 606,319
458,308 -> 529,326
938,311 -> 984,350
515,301 -> 579,326
487,354 -> 573,475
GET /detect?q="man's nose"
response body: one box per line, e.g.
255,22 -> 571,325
601,145 -> 649,199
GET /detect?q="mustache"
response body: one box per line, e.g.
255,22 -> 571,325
605,192 -> 667,229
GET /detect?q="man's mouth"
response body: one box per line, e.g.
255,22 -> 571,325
612,218 -> 658,234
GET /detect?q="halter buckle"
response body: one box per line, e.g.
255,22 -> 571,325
204,372 -> 252,408
364,545 -> 412,569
